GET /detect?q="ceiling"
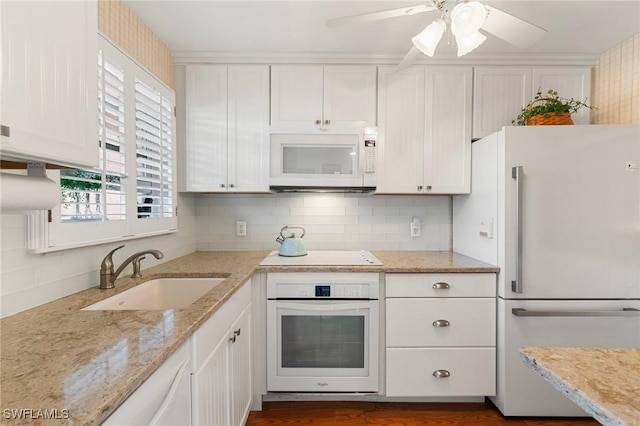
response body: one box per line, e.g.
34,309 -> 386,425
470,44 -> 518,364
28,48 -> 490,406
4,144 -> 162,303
124,0 -> 640,61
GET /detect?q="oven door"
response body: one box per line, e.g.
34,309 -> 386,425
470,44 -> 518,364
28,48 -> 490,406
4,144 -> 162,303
267,299 -> 379,392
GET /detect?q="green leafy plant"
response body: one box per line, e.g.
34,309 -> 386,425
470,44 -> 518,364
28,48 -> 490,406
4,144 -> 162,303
512,89 -> 594,126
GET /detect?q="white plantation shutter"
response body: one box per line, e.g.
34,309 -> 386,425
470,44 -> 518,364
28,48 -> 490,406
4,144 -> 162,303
134,78 -> 175,224
58,50 -> 127,223
28,36 -> 176,252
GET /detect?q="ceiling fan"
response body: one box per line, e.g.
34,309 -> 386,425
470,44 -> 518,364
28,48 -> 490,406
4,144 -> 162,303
326,0 -> 547,71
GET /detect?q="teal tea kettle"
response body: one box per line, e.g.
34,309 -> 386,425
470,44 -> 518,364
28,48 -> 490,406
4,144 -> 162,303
276,225 -> 308,257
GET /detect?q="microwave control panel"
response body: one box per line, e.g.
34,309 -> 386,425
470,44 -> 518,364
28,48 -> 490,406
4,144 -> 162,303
364,135 -> 376,174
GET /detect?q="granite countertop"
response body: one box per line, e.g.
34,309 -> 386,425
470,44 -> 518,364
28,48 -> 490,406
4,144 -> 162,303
520,347 -> 640,426
0,250 -> 496,425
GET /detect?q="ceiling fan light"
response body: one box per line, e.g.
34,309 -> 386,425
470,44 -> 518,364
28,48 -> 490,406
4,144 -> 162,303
451,1 -> 487,37
455,31 -> 487,56
411,19 -> 445,57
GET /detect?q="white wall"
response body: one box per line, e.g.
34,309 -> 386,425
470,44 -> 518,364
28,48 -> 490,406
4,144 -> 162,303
194,193 -> 452,252
0,194 -> 197,318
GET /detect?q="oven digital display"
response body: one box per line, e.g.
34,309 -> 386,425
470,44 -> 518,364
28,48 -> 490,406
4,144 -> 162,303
315,285 -> 330,297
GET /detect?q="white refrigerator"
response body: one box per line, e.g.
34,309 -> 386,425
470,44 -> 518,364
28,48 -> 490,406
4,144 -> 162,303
453,125 -> 640,416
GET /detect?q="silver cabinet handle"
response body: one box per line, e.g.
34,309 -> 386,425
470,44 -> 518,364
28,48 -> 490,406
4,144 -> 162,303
315,119 -> 322,125
220,183 -> 226,188
324,119 -> 330,125
512,308 -> 640,317
229,183 -> 235,188
433,370 -> 450,378
417,185 -> 423,191
511,166 -> 524,294
1,125 -> 9,137
432,319 -> 450,327
432,282 -> 450,290
426,185 -> 432,190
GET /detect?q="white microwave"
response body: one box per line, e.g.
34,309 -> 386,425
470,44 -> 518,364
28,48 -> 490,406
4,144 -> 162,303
269,128 -> 377,191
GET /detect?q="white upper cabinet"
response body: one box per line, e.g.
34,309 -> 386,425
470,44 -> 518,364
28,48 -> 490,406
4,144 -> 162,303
376,66 -> 425,194
472,67 -> 532,139
377,65 -> 472,194
473,66 -> 592,138
424,66 -> 472,194
532,67 -> 592,125
185,65 -> 270,192
0,0 -> 98,168
270,65 -> 376,128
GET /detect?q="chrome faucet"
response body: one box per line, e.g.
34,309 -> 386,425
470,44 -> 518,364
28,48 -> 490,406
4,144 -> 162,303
99,245 -> 164,289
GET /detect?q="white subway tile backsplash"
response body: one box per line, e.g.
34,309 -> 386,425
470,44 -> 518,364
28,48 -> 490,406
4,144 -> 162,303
194,194 -> 452,252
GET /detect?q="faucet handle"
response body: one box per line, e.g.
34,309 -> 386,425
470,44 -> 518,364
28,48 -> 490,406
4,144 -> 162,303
101,245 -> 125,271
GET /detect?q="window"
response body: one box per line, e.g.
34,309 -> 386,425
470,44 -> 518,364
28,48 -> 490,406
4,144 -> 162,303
28,36 -> 176,252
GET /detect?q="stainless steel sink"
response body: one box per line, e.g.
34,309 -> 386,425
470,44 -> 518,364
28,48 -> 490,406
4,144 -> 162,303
82,277 -> 225,310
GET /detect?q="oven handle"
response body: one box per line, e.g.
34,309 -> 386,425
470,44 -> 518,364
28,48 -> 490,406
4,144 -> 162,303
271,301 -> 375,311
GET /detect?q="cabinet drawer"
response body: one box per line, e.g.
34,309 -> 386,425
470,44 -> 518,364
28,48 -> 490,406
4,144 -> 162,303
386,273 -> 495,298
386,348 -> 496,397
386,298 -> 495,347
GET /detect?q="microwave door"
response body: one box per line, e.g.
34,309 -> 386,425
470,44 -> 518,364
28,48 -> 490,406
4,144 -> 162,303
269,133 -> 370,188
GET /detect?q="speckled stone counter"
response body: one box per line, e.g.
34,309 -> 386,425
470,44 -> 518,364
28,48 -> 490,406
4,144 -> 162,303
520,347 -> 640,426
0,250 -> 496,425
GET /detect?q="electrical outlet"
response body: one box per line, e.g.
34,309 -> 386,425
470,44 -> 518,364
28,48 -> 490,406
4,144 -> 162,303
410,217 -> 421,238
236,221 -> 247,237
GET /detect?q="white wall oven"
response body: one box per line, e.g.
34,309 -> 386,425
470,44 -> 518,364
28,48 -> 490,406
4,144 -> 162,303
266,272 -> 379,393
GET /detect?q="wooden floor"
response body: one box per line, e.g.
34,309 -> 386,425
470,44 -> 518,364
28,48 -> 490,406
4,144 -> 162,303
247,401 -> 599,425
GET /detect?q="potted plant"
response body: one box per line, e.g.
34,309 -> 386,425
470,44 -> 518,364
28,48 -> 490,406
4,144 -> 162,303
512,89 -> 593,126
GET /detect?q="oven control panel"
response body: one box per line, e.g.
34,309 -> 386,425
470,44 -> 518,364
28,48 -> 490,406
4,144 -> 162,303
292,284 -> 367,299
267,273 -> 380,300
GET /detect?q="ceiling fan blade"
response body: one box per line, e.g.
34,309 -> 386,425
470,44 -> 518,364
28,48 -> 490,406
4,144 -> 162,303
394,46 -> 422,73
327,4 -> 436,27
482,5 -> 547,49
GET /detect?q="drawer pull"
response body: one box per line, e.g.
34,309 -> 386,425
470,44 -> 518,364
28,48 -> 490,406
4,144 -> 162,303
432,282 -> 450,290
234,328 -> 241,337
433,370 -> 450,378
432,319 -> 450,327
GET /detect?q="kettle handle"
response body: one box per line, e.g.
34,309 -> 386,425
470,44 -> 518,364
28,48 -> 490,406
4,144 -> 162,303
279,225 -> 305,238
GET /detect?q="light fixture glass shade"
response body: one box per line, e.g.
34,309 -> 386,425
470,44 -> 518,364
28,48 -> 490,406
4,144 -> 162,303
451,1 -> 487,37
411,19 -> 445,57
454,31 -> 487,56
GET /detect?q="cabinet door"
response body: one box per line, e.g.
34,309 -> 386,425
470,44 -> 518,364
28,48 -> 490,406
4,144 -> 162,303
424,66 -> 472,194
323,65 -> 377,126
185,65 -> 228,191
228,66 -> 270,192
473,67 -> 532,139
271,65 -> 324,126
191,334 -> 230,426
376,66 -> 425,193
533,67 -> 592,125
230,305 -> 252,426
0,0 -> 98,168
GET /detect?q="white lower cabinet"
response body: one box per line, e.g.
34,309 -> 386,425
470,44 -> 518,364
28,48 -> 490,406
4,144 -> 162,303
103,342 -> 191,425
191,282 -> 252,426
385,273 -> 496,397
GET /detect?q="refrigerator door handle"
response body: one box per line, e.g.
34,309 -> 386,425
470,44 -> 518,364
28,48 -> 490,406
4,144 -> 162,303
511,166 -> 524,294
512,308 -> 640,317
